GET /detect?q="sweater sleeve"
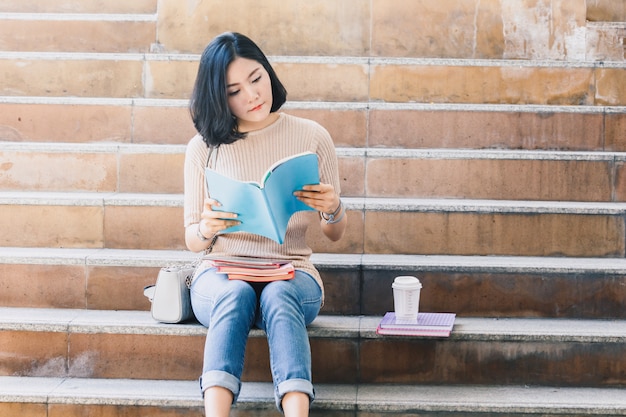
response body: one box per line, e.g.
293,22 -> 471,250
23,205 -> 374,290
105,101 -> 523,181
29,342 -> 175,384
310,120 -> 342,196
183,135 -> 210,227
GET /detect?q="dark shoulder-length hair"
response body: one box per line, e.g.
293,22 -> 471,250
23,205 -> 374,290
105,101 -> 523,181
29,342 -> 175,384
189,32 -> 287,147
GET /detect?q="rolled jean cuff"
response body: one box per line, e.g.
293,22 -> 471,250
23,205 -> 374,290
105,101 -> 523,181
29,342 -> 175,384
275,378 -> 315,411
200,370 -> 241,402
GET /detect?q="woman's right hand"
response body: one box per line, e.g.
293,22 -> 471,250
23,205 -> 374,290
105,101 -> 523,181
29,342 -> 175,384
186,198 -> 240,252
198,198 -> 240,239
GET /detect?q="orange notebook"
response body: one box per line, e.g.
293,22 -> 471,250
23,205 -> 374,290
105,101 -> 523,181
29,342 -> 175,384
208,257 -> 295,282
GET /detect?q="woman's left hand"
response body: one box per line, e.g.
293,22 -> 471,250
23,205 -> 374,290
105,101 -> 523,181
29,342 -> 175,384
294,183 -> 340,214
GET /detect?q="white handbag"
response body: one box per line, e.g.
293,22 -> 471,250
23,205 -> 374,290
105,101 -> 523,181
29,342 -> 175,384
144,264 -> 197,323
144,146 -> 218,323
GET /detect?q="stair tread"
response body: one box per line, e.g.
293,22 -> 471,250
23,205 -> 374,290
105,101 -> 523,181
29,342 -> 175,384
3,376 -> 626,414
5,140 -> 626,160
2,246 -> 626,273
2,306 -> 626,342
3,95 -> 624,112
2,50 -> 625,67
3,190 -> 626,214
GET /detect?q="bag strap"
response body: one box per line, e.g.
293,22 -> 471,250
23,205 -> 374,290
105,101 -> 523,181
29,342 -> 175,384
205,145 -> 217,168
204,145 -> 219,254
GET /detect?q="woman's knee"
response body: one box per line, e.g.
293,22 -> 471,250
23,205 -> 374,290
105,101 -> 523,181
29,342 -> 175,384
191,271 -> 257,325
259,274 -> 321,326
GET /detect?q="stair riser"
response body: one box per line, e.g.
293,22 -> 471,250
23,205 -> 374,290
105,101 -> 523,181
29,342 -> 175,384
3,405 -> 625,417
0,20 -> 156,53
57,405 -> 204,417
372,109 -> 626,152
359,339 -> 626,386
2,57 -> 624,105
0,263 -> 155,311
587,24 -> 626,61
361,211 -> 625,257
371,65 -> 618,106
1,58 -> 145,98
1,205 -> 623,257
2,404 -> 204,417
588,1 -> 626,22
0,150 -> 185,193
362,270 -> 626,319
2,263 -> 625,319
4,103 -> 625,152
365,158 -> 620,202
0,104 -> 366,148
0,0 -> 156,13
3,150 -> 624,202
3,329 -> 625,387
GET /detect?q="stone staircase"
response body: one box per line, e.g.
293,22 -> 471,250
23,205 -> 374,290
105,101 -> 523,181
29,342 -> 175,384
1,0 -> 626,416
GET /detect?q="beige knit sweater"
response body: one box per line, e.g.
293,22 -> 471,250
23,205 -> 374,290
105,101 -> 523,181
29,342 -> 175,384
183,113 -> 341,298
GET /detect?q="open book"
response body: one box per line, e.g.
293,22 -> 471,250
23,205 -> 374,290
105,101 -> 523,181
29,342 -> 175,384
205,152 -> 320,244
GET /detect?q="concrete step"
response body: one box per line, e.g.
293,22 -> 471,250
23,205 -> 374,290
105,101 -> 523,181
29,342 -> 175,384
3,142 -> 626,201
1,1 -> 617,63
2,248 -> 626,318
2,98 -> 624,151
1,52 -> 625,105
0,1 -> 618,63
2,307 -> 626,386
154,0 -> 596,63
0,13 -> 157,53
1,191 -> 625,257
3,376 -> 626,417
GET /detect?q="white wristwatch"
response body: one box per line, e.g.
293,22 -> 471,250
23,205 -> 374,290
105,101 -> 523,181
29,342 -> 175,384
197,225 -> 210,241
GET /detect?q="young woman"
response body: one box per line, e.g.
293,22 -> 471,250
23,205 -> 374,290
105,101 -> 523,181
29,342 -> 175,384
183,32 -> 347,416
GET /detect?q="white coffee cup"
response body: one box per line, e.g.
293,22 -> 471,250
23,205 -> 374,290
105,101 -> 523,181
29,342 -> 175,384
392,276 -> 422,323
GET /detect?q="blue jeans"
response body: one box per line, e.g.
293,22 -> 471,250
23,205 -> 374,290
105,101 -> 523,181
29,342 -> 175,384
190,267 -> 322,412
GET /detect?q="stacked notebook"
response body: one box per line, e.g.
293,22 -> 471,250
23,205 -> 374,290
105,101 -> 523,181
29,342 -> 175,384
208,256 -> 295,282
376,312 -> 456,337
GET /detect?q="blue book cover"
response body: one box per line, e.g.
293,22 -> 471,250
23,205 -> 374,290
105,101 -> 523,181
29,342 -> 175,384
205,152 -> 320,244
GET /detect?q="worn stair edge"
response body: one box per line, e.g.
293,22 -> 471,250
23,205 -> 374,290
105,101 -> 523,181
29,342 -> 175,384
587,22 -> 626,30
1,247 -> 626,275
3,191 -> 626,215
2,376 -> 626,415
5,141 -> 626,162
3,95 -> 626,114
2,307 -> 626,343
1,51 -> 625,68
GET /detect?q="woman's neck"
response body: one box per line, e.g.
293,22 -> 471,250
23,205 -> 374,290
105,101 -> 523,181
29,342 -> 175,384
237,112 -> 280,133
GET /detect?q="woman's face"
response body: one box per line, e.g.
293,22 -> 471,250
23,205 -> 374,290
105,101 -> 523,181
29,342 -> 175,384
226,57 -> 275,132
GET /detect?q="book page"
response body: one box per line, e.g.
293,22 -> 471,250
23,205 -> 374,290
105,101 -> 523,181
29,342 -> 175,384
205,169 -> 276,241
264,153 -> 319,239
